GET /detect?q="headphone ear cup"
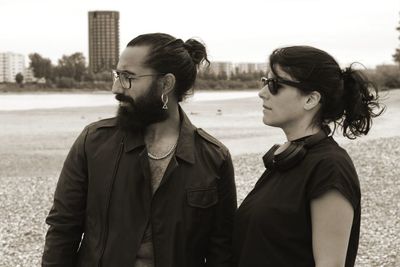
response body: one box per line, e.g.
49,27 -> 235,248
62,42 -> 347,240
274,143 -> 307,170
263,143 -> 307,171
263,145 -> 280,170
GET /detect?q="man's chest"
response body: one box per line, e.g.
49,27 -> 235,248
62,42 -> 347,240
148,154 -> 174,193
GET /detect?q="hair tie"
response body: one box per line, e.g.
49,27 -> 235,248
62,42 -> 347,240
340,67 -> 352,79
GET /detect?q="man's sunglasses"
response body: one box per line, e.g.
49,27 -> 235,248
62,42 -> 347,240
260,77 -> 309,95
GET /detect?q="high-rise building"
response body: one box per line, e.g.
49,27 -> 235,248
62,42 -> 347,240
0,52 -> 25,83
88,11 -> 119,73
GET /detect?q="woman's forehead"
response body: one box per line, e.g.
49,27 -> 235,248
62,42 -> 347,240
268,64 -> 292,80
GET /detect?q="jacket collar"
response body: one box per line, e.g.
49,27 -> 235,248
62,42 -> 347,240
123,105 -> 196,164
175,106 -> 196,164
124,129 -> 145,153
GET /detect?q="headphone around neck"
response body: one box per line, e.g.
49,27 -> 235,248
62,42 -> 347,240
263,126 -> 331,171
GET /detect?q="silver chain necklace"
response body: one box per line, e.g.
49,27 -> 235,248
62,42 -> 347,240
147,141 -> 178,160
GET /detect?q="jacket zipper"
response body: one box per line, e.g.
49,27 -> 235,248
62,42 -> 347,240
98,140 -> 124,267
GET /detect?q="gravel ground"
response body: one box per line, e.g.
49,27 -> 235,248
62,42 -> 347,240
235,137 -> 400,267
0,136 -> 399,266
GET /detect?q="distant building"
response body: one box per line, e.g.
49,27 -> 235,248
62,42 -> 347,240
88,11 -> 119,73
24,67 -> 45,83
0,52 -> 25,83
208,61 -> 234,78
200,61 -> 267,79
235,63 -> 249,74
235,62 -> 267,74
23,67 -> 35,83
255,63 -> 268,73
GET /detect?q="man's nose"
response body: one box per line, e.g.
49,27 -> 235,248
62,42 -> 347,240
111,79 -> 124,94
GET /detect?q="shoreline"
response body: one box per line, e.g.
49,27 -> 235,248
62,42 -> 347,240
0,90 -> 259,111
1,89 -> 399,156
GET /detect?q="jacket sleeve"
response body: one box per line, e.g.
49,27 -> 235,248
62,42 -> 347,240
42,127 -> 89,267
206,150 -> 237,267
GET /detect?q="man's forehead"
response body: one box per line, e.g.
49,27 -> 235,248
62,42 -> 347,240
117,45 -> 151,72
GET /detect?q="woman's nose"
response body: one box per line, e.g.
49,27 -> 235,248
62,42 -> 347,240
258,86 -> 269,99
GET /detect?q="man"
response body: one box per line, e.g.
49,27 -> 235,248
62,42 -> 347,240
42,33 -> 237,267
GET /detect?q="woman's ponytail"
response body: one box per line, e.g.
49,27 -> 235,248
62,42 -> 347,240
341,65 -> 385,139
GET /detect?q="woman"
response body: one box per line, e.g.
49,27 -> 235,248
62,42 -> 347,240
233,46 -> 384,267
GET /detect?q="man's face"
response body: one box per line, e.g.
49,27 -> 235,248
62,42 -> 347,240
112,45 -> 169,132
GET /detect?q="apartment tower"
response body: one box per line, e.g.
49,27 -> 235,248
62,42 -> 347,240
0,52 -> 25,83
88,11 -> 119,73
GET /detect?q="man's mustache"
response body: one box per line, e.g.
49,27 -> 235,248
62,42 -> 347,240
115,94 -> 135,105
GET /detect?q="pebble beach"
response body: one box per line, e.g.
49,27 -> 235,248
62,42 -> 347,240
1,90 -> 399,266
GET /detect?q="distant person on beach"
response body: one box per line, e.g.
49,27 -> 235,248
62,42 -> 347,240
42,33 -> 237,267
233,46 -> 384,267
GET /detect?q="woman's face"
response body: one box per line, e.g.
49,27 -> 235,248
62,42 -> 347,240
258,65 -> 309,129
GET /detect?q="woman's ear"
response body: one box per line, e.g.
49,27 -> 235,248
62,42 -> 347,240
304,91 -> 321,111
161,73 -> 176,95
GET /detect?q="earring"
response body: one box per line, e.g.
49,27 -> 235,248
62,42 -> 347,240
161,93 -> 168,110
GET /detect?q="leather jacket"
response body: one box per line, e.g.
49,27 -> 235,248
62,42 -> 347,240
42,108 -> 237,267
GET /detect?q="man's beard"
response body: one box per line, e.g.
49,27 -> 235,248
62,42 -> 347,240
115,81 -> 169,132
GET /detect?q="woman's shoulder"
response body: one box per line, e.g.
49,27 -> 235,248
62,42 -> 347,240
305,136 -> 360,205
309,136 -> 353,166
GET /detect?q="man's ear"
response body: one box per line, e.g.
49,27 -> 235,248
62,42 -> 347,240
161,73 -> 176,95
304,91 -> 321,111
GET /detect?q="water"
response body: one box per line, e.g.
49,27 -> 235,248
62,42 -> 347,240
0,90 -> 258,111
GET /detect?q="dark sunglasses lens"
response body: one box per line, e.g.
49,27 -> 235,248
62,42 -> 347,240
268,80 -> 279,95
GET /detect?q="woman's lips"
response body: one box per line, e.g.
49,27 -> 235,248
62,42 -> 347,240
263,105 -> 272,110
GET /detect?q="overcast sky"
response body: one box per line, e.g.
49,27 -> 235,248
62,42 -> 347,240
1,0 -> 399,68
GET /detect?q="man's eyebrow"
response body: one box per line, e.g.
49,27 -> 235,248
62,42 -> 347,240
115,69 -> 136,75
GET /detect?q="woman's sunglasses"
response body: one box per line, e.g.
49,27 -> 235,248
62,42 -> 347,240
260,77 -> 309,95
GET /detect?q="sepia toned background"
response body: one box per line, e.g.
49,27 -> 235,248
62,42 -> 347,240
1,0 -> 399,266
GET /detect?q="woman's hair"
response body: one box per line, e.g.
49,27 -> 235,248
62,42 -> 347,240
127,33 -> 210,102
269,45 -> 385,139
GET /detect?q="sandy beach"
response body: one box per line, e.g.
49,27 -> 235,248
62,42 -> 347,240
0,89 -> 399,266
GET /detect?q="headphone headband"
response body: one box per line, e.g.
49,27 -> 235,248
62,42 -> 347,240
263,126 -> 331,171
303,125 -> 331,148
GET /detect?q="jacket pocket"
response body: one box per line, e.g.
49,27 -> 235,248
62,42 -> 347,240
186,187 -> 218,208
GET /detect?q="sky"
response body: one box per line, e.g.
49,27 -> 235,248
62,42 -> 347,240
0,0 -> 399,68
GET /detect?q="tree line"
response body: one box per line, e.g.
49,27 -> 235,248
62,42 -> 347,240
10,13 -> 400,91
24,52 -> 111,89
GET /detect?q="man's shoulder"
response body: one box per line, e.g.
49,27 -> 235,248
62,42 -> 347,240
85,117 -> 118,132
195,128 -> 229,153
